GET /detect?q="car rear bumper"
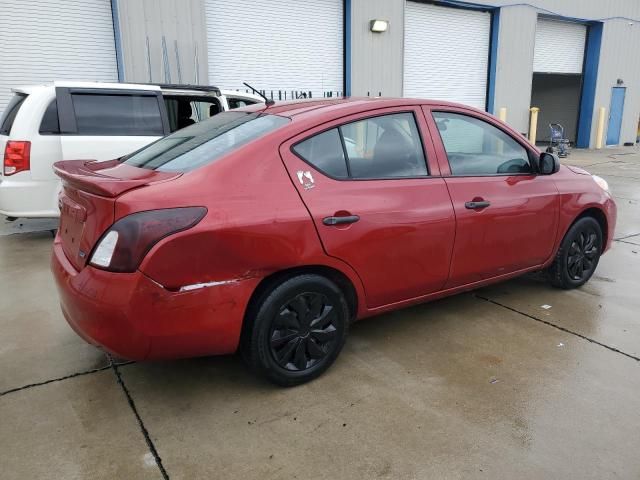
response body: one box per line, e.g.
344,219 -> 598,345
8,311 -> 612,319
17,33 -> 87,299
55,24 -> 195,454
51,239 -> 259,360
0,176 -> 60,217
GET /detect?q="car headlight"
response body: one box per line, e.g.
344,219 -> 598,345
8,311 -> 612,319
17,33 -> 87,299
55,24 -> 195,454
592,175 -> 610,193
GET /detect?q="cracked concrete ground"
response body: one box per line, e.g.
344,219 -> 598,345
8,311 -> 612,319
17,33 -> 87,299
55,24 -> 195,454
1,147 -> 639,479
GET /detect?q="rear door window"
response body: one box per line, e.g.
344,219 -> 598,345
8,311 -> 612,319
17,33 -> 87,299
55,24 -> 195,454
123,111 -> 289,172
292,129 -> 348,178
0,94 -> 27,135
71,93 -> 164,136
292,112 -> 428,180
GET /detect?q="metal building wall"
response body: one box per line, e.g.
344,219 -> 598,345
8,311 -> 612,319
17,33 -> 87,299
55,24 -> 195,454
492,5 -> 537,135
593,18 -> 640,146
115,0 -> 209,85
350,0 -> 405,97
349,0 -> 640,147
111,0 -> 640,146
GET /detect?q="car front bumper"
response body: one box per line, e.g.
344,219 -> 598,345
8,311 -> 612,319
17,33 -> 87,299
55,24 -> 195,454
51,238 -> 259,360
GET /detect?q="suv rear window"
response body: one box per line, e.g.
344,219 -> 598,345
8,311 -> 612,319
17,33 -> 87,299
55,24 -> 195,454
122,111 -> 289,172
0,94 -> 27,135
71,93 -> 164,136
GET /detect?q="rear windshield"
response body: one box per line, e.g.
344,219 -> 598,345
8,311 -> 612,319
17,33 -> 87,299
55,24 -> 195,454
0,94 -> 27,135
122,111 -> 289,172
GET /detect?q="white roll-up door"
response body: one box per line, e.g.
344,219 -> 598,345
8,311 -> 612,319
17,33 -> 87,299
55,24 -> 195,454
0,0 -> 118,113
205,0 -> 343,99
533,18 -> 586,74
404,2 -> 491,110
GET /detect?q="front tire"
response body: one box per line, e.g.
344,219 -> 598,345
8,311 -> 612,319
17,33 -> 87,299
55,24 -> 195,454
242,274 -> 349,386
548,217 -> 602,289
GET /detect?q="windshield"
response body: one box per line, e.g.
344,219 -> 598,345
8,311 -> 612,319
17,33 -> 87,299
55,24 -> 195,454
123,111 -> 289,172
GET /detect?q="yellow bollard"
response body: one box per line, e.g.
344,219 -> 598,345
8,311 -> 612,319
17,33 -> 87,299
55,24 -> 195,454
498,107 -> 507,122
529,107 -> 540,145
596,107 -> 606,149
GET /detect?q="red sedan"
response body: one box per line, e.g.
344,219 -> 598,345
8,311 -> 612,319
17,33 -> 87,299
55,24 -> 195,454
51,98 -> 616,386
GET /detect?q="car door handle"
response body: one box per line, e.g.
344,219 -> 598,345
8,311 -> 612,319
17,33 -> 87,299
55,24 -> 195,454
465,200 -> 491,209
323,215 -> 360,226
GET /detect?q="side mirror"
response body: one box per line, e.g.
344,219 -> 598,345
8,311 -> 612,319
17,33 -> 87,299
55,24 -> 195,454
539,152 -> 560,175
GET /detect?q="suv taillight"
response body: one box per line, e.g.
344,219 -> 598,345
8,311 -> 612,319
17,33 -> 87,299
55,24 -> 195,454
3,141 -> 31,175
89,207 -> 207,273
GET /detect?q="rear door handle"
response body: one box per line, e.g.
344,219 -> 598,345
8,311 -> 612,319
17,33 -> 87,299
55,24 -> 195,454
465,201 -> 491,209
323,215 -> 360,226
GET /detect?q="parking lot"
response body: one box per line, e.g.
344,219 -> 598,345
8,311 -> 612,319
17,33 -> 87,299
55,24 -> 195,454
1,147 -> 639,479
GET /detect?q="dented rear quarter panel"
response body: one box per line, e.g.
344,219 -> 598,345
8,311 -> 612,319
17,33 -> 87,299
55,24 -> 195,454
118,137 -> 367,316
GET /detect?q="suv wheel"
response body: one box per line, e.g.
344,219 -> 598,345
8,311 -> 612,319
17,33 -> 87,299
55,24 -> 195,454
548,217 -> 602,289
242,274 -> 349,386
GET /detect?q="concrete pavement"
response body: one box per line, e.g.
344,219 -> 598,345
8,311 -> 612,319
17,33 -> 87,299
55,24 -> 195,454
1,147 -> 639,479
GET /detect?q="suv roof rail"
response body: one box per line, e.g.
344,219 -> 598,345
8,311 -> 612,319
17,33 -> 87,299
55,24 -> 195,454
155,83 -> 221,94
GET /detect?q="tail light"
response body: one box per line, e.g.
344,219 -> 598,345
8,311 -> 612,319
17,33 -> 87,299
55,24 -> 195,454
89,207 -> 207,273
3,141 -> 31,175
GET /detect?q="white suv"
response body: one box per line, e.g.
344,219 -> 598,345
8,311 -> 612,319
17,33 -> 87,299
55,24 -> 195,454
0,81 -> 263,219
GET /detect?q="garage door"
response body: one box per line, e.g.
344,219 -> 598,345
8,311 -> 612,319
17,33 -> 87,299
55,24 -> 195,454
404,2 -> 491,110
205,0 -> 343,99
0,0 -> 118,113
533,18 -> 586,74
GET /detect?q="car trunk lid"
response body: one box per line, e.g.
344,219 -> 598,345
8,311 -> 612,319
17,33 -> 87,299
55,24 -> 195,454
54,159 -> 181,270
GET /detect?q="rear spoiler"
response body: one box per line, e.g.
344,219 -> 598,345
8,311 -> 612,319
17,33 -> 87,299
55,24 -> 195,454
53,159 -> 181,198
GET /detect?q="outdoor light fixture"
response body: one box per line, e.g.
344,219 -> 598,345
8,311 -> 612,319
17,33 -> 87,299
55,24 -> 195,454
370,19 -> 389,33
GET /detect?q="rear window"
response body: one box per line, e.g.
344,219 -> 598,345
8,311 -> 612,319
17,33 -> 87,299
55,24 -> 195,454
71,93 -> 164,136
122,111 -> 289,172
0,94 -> 27,135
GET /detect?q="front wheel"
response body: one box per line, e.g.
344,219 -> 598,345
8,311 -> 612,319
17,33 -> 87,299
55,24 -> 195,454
548,217 -> 602,289
242,274 -> 349,386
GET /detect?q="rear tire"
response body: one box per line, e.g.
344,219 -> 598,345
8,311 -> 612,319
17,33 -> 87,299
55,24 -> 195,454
242,274 -> 349,387
548,217 -> 602,289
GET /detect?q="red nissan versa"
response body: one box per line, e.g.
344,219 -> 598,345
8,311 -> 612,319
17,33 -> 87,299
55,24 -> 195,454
51,98 -> 616,386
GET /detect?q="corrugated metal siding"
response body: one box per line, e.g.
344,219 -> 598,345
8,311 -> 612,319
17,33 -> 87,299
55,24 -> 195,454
533,18 -> 586,74
593,18 -> 640,145
492,5 -> 537,133
116,0 -> 209,85
350,0 -> 404,97
204,0 -> 343,98
403,2 -> 491,109
0,0 -> 118,112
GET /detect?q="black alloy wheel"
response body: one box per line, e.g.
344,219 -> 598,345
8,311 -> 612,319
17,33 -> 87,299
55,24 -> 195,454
269,292 -> 338,371
242,274 -> 349,386
549,216 -> 602,289
566,229 -> 599,281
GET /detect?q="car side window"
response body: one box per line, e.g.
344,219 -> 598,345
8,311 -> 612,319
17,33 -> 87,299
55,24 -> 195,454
340,113 -> 427,178
39,100 -> 60,134
432,111 -> 532,176
71,93 -> 164,136
227,97 -> 257,109
163,96 -> 223,133
292,112 -> 428,180
292,128 -> 348,178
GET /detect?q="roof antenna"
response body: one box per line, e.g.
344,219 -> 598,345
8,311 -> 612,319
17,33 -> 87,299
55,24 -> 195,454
243,82 -> 275,106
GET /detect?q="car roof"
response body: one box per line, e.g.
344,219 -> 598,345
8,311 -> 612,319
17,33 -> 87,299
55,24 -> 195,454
242,97 -> 484,120
11,81 -> 221,95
